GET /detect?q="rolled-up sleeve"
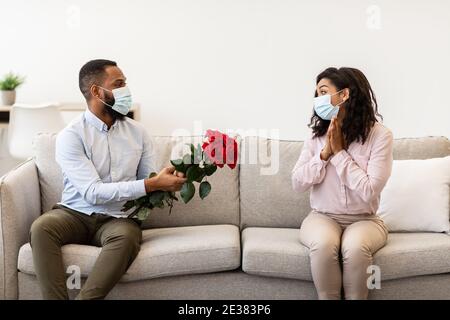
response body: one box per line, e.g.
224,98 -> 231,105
330,129 -> 393,203
291,136 -> 330,193
55,131 -> 147,205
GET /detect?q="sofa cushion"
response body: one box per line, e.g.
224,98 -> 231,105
377,157 -> 450,233
374,232 -> 450,281
32,133 -> 240,228
242,227 -> 312,281
239,137 -> 311,229
242,227 -> 450,282
393,136 -> 450,160
18,224 -> 241,282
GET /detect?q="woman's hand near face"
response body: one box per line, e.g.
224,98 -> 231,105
320,125 -> 334,161
329,117 -> 345,154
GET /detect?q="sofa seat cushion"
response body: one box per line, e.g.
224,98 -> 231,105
242,227 -> 312,281
18,224 -> 241,282
242,228 -> 450,282
373,232 -> 450,281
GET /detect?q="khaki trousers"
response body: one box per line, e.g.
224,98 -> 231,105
299,210 -> 388,300
29,205 -> 142,300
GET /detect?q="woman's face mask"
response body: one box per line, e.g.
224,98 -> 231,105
313,90 -> 345,120
95,85 -> 133,116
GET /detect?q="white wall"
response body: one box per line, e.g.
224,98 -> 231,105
1,0 -> 449,140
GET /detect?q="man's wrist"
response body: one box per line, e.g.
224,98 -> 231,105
144,176 -> 159,193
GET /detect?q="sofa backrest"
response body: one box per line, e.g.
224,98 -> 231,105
239,136 -> 450,229
32,133 -> 240,228
33,133 -> 450,231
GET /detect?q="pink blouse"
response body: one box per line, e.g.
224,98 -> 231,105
292,122 -> 393,215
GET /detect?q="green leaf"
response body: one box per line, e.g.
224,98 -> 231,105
186,165 -> 202,182
137,207 -> 150,221
126,205 -> 142,218
195,171 -> 206,183
121,200 -> 136,212
170,159 -> 186,173
148,191 -> 166,206
199,181 -> 211,199
171,159 -> 183,166
183,154 -> 192,165
204,164 -> 217,176
169,192 -> 178,201
0,72 -> 25,91
135,196 -> 147,205
180,181 -> 195,203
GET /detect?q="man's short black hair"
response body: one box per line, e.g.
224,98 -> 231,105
79,59 -> 117,100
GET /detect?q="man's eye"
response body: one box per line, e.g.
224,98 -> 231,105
320,91 -> 327,95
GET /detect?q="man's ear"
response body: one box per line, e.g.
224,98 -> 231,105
90,85 -> 100,99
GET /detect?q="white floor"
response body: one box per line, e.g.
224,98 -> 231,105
0,127 -> 22,178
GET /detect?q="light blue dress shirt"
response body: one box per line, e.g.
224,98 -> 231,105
55,108 -> 157,217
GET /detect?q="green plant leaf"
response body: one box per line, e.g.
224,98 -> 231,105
180,181 -> 195,203
171,159 -> 183,166
204,164 -> 217,176
183,154 -> 192,165
186,165 -> 202,182
199,181 -> 211,199
195,171 -> 206,183
135,196 -> 147,206
169,192 -> 178,201
171,159 -> 187,173
148,191 -> 166,206
121,200 -> 136,212
0,72 -> 25,91
137,207 -> 150,221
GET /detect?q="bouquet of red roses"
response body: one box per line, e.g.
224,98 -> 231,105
122,130 -> 238,221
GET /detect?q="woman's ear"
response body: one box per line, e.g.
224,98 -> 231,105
342,88 -> 350,102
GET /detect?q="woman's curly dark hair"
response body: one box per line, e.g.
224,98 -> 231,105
309,67 -> 383,145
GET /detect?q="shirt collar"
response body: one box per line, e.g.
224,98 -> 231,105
84,108 -> 114,132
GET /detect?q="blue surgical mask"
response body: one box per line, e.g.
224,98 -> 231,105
96,86 -> 132,115
313,91 -> 345,120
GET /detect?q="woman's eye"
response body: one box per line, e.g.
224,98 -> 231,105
320,91 -> 327,95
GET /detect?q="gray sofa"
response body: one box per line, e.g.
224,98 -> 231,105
1,133 -> 450,300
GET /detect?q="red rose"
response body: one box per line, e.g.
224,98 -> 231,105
202,130 -> 238,169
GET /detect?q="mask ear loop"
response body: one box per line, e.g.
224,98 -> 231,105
91,85 -> 114,107
333,89 -> 348,107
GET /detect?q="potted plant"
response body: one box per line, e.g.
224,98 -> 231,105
0,72 -> 25,105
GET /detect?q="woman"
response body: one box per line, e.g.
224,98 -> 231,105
292,67 -> 393,300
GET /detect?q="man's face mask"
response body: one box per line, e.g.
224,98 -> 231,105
313,90 -> 345,120
95,85 -> 132,116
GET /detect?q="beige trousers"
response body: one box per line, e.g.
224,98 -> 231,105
299,210 -> 388,300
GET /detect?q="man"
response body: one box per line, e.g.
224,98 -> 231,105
30,59 -> 186,300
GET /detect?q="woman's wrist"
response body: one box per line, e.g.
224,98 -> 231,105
320,149 -> 332,161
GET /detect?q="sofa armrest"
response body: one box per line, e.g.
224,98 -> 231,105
0,159 -> 41,299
